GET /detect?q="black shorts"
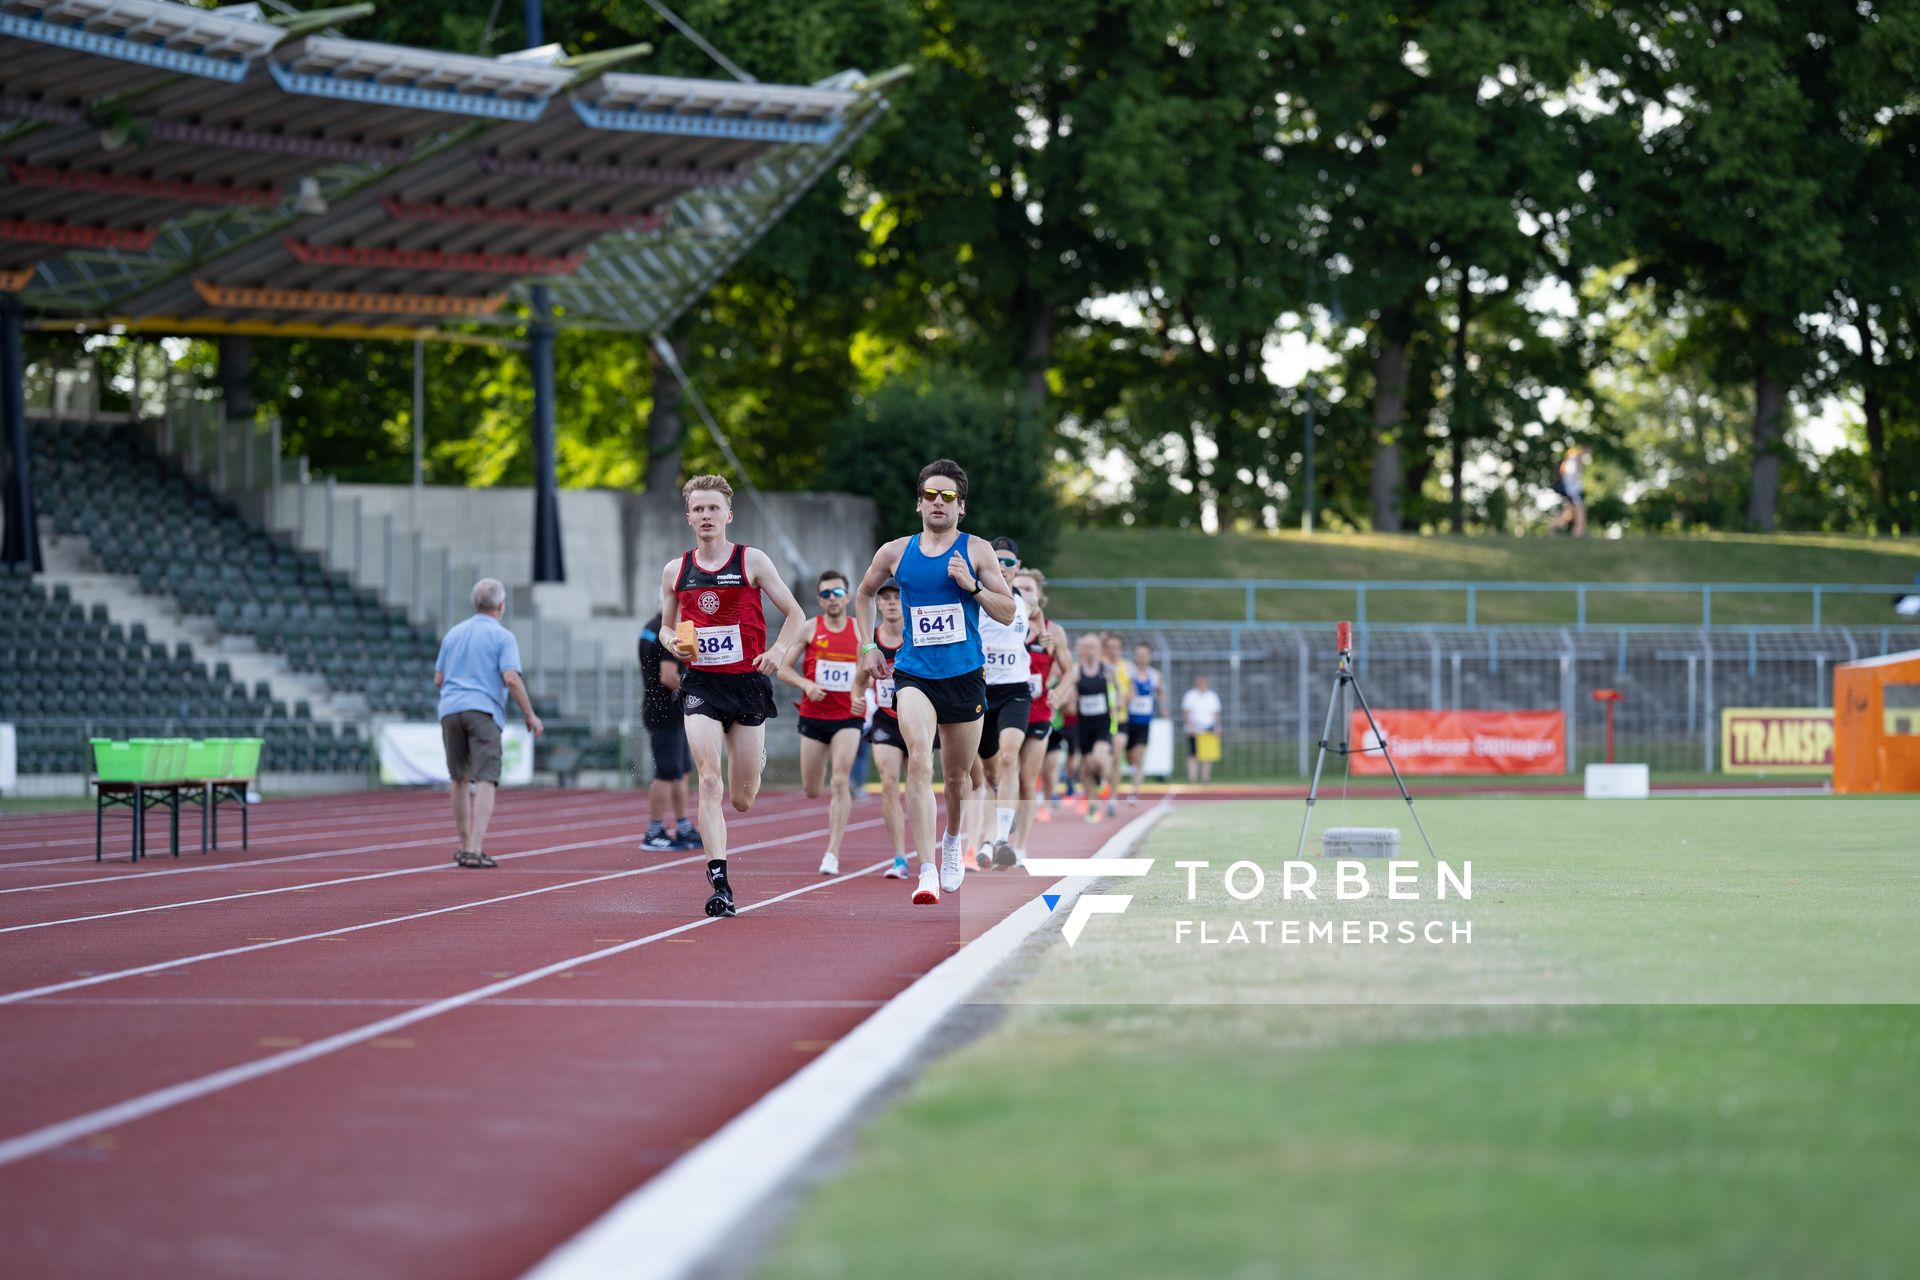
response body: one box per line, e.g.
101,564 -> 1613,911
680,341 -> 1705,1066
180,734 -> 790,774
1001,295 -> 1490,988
645,722 -> 690,781
892,668 -> 986,726
1025,719 -> 1053,741
797,715 -> 863,745
1070,720 -> 1111,757
1047,725 -> 1067,753
978,683 -> 1033,757
1123,721 -> 1152,751
866,714 -> 906,752
680,669 -> 777,730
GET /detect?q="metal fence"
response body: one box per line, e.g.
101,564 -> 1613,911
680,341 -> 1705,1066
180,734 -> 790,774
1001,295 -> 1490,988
528,622 -> 1917,785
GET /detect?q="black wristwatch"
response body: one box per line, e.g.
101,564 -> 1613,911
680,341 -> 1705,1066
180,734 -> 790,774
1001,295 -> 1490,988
967,579 -> 984,596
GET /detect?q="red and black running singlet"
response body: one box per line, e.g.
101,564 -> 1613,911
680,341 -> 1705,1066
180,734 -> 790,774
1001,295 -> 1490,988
799,616 -> 860,720
673,543 -> 765,675
871,636 -> 903,722
1026,625 -> 1055,725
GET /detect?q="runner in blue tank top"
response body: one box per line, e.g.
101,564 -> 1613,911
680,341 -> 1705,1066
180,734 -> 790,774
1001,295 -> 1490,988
856,459 -> 1018,907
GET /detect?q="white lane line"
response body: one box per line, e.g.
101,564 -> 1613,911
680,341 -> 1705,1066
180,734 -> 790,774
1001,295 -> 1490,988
0,795 -> 815,895
0,791 -> 512,856
0,791 -> 807,868
0,857 -> 893,1171
20,997 -> 888,1010
522,801 -> 1174,1280
0,818 -> 877,937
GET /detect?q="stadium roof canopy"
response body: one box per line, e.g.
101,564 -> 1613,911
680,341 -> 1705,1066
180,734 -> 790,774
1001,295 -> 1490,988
0,0 -> 899,339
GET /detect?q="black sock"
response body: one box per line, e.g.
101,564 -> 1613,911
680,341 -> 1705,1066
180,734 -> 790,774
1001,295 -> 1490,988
706,858 -> 729,888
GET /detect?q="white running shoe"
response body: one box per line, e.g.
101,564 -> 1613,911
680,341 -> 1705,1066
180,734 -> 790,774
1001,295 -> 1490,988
940,843 -> 966,893
883,856 -> 911,879
818,851 -> 839,877
912,862 -> 940,905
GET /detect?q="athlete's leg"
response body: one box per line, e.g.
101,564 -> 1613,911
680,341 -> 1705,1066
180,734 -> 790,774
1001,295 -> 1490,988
825,726 -> 859,855
995,725 -> 1025,840
1012,733 -> 1045,854
896,687 -> 942,871
685,715 -> 731,861
470,781 -> 498,851
450,776 -> 472,852
725,721 -> 765,813
1128,742 -> 1147,799
799,733 -> 830,799
874,742 -> 907,858
945,721 -> 986,844
964,755 -> 989,855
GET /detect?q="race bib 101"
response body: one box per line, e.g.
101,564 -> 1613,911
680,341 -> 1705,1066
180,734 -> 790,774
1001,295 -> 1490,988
910,602 -> 965,647
815,659 -> 855,691
692,624 -> 743,666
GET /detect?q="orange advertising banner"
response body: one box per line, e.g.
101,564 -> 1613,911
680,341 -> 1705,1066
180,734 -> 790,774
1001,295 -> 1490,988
1348,709 -> 1566,776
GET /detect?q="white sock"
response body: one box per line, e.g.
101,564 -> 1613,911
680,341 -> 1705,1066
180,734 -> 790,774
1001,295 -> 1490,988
941,831 -> 960,853
995,807 -> 1014,840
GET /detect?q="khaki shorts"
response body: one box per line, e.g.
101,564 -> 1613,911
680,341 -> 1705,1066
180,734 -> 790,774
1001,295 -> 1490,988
442,710 -> 503,784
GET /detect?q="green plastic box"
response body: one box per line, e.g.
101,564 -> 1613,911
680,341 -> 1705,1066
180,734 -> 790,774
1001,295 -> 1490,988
225,738 -> 263,781
183,740 -> 233,780
93,739 -> 143,783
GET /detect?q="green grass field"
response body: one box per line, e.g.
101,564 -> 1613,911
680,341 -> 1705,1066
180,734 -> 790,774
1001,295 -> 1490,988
1047,529 -> 1920,626
758,795 -> 1920,1279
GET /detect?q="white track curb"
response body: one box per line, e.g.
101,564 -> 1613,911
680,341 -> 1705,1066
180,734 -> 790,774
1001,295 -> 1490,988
522,800 -> 1174,1280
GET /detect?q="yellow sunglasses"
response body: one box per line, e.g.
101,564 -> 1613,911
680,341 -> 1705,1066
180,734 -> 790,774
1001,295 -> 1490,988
920,487 -> 959,503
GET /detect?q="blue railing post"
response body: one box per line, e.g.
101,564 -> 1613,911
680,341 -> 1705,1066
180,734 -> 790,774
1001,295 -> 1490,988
1356,584 -> 1367,630
1465,584 -> 1476,628
1576,584 -> 1587,629
1702,586 -> 1712,628
1812,586 -> 1822,629
1244,581 -> 1256,623
1135,580 -> 1146,625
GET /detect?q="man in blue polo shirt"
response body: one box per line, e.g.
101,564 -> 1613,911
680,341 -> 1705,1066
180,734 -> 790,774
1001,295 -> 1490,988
435,578 -> 543,867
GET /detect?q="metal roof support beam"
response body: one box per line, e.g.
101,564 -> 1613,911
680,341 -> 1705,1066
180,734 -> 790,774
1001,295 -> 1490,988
528,284 -> 563,583
192,279 -> 507,316
267,64 -> 552,121
283,239 -> 588,276
7,160 -> 282,207
378,196 -> 660,233
1,293 -> 43,571
472,150 -> 746,189
0,218 -> 157,250
0,10 -> 256,82
571,99 -> 840,144
148,118 -> 412,165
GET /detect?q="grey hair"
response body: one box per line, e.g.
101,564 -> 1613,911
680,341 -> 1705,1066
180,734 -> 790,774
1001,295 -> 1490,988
471,578 -> 507,612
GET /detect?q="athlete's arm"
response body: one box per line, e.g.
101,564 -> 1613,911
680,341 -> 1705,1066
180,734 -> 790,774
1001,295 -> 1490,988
772,625 -> 822,699
659,561 -> 686,658
855,540 -> 903,677
952,539 -> 1017,625
747,548 -> 810,677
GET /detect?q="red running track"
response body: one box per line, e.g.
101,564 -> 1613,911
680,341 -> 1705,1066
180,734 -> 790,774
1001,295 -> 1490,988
0,788 -> 1124,1278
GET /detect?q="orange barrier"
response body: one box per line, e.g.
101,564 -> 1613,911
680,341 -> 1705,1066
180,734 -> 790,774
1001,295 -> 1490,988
1348,709 -> 1565,776
1834,649 -> 1920,794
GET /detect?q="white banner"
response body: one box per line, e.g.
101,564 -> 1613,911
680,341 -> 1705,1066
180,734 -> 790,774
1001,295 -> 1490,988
1145,717 -> 1174,779
377,721 -> 533,787
0,724 -> 15,791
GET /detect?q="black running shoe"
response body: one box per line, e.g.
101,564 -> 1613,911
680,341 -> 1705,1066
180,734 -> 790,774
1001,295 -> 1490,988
456,851 -> 497,869
704,858 -> 736,917
992,840 -> 1018,870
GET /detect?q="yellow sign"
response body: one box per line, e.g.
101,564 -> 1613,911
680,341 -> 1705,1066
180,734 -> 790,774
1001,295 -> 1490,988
1720,708 -> 1834,775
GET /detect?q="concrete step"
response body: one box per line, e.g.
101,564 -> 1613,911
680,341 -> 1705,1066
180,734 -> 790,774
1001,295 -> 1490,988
38,525 -> 363,732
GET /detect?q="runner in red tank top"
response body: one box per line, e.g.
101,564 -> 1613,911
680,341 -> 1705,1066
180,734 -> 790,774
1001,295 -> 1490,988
660,475 -> 810,918
851,578 -> 913,879
773,569 -> 867,875
1012,567 -> 1071,861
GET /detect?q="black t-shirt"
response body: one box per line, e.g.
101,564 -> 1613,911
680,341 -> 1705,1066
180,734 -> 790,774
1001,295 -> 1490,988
638,613 -> 685,730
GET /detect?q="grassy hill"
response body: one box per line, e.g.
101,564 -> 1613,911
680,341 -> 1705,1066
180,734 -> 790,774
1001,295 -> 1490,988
1043,530 -> 1920,627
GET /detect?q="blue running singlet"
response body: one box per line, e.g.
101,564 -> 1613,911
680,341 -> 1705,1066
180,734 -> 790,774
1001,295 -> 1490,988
892,532 -> 983,679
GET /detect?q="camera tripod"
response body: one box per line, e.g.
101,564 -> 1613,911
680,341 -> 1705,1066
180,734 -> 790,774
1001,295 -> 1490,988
1294,622 -> 1439,861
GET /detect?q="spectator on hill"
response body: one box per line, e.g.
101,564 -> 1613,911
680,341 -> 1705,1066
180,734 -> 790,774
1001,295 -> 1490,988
1181,673 -> 1224,784
435,578 -> 542,867
1551,446 -> 1592,537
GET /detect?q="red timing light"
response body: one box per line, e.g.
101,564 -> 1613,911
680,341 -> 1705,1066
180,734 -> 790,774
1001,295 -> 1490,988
6,160 -> 282,207
1336,621 -> 1353,655
379,196 -> 664,233
283,239 -> 589,276
0,218 -> 157,250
